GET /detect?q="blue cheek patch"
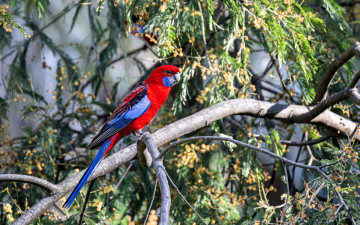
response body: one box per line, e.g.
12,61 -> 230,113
163,76 -> 175,87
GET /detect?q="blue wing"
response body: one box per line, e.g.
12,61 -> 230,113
89,85 -> 151,149
63,85 -> 151,209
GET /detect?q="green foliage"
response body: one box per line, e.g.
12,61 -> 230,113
0,3 -> 31,51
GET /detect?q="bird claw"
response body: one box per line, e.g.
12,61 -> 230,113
133,130 -> 143,137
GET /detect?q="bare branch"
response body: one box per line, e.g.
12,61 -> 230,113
312,42 -> 360,104
13,194 -> 62,225
349,70 -> 360,88
14,98 -> 360,224
143,179 -> 157,225
226,116 -> 333,146
349,88 -> 360,105
280,133 -> 333,146
164,170 -> 208,225
291,70 -> 360,122
109,45 -> 148,65
138,132 -> 171,225
279,163 -> 289,224
158,135 -> 356,224
0,174 -> 60,194
77,180 -> 95,225
114,161 -> 135,190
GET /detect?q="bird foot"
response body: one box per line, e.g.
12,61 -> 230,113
133,130 -> 143,137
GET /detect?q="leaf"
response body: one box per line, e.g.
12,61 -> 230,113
69,4 -> 83,33
219,133 -> 237,152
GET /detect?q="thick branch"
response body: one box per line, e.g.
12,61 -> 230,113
312,42 -> 360,104
13,194 -> 62,225
138,133 -> 170,225
292,69 -> 360,122
14,98 -> 360,224
349,88 -> 360,105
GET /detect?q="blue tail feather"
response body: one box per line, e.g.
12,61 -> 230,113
63,137 -> 114,209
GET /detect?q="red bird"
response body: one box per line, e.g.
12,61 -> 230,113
63,65 -> 181,209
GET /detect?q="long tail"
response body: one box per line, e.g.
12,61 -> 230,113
63,135 -> 116,209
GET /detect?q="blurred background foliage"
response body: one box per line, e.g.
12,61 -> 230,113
0,0 -> 360,224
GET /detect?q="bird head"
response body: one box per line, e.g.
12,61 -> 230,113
145,65 -> 181,88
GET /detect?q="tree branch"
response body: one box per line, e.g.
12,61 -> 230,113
349,88 -> 360,105
291,69 -> 360,122
226,116 -> 333,146
312,42 -> 360,104
109,45 -> 147,65
158,136 -> 329,171
137,132 -> 171,225
77,180 -> 95,225
0,174 -> 60,194
164,170 -> 208,225
158,135 -> 356,225
13,98 -> 360,224
143,179 -> 157,225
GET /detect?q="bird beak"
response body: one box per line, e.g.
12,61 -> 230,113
173,72 -> 181,83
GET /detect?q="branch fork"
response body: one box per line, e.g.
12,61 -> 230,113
137,132 -> 171,225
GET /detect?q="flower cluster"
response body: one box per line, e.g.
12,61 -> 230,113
1,4 -> 31,38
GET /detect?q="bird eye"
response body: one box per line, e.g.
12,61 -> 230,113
165,70 -> 172,75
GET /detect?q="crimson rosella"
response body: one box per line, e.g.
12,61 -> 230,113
63,65 -> 181,209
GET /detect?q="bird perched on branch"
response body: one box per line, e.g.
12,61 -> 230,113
63,65 -> 181,209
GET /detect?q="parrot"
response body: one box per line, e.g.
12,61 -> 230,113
63,65 -> 181,209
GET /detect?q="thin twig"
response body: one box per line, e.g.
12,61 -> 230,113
110,45 -> 147,65
272,56 -> 298,104
226,116 -> 333,146
143,179 -> 158,225
159,136 -> 321,172
77,180 -> 95,225
114,161 -> 135,190
159,136 -> 356,224
164,170 -> 208,225
293,182 -> 325,223
279,163 -> 290,223
39,2 -> 80,34
104,160 -> 135,218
